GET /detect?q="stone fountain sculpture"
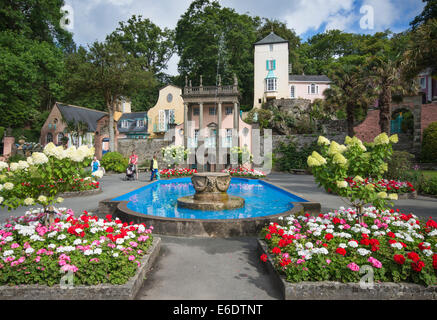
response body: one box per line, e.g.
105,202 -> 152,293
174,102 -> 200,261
177,172 -> 244,211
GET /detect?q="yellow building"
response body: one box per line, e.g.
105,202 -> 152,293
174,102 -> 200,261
147,84 -> 184,138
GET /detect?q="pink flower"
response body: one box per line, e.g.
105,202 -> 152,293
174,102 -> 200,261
34,256 -> 41,263
90,258 -> 100,263
5,256 -> 15,262
61,264 -> 78,273
17,256 -> 25,264
11,243 -> 19,249
296,259 -> 305,264
107,243 -> 116,248
282,253 -> 289,259
36,248 -> 46,255
368,257 -> 382,268
326,259 -> 331,264
347,262 -> 360,272
138,235 -> 149,242
129,241 -> 138,248
128,255 -> 135,261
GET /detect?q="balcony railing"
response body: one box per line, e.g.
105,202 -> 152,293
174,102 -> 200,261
183,85 -> 238,95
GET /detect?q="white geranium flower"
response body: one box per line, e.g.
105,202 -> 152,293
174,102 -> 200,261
112,252 -> 119,258
25,248 -> 35,255
94,248 -> 102,255
84,249 -> 93,256
57,234 -> 67,240
3,182 -> 14,190
73,239 -> 82,245
0,161 -> 8,170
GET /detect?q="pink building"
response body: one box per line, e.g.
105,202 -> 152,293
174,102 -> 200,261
418,69 -> 437,103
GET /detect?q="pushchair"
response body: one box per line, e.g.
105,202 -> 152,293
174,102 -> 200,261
124,163 -> 136,181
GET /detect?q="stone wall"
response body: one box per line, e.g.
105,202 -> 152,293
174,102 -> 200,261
421,103 -> 437,136
117,138 -> 169,168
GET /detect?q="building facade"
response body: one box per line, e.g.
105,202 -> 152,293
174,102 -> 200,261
253,32 -> 330,108
147,85 -> 184,139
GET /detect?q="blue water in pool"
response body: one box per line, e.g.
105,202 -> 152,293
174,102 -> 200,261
112,178 -> 307,220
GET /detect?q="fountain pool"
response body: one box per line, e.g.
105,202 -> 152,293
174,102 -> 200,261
103,177 -> 319,237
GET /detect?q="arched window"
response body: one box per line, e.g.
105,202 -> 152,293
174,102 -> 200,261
290,85 -> 295,98
57,132 -> 64,145
46,133 -> 53,144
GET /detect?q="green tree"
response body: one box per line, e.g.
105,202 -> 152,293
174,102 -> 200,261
403,18 -> 437,78
107,15 -> 175,111
324,64 -> 374,136
366,53 -> 417,134
0,31 -> 65,129
175,0 -> 260,109
0,0 -> 74,50
65,40 -> 155,152
410,0 -> 437,29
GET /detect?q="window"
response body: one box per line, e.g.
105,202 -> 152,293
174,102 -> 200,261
194,129 -> 199,146
266,78 -> 277,91
121,120 -> 129,128
209,107 -> 216,115
266,59 -> 276,70
420,77 -> 426,89
225,107 -> 233,115
308,83 -> 318,94
193,107 -> 200,116
46,133 -> 53,144
136,120 -> 144,127
269,44 -> 273,52
57,133 -> 64,145
224,129 -> 232,147
290,85 -> 295,98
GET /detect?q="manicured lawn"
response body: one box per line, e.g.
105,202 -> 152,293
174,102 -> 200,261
407,170 -> 437,179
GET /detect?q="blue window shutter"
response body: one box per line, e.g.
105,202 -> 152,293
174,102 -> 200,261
272,60 -> 276,70
266,60 -> 269,70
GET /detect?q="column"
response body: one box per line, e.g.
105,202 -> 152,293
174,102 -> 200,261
198,103 -> 204,172
216,102 -> 222,171
183,102 -> 188,148
233,102 -> 239,148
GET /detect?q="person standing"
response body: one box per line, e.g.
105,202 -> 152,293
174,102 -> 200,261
91,156 -> 100,173
150,154 -> 159,181
129,150 -> 139,180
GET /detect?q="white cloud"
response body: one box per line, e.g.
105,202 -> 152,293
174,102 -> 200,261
282,0 -> 354,35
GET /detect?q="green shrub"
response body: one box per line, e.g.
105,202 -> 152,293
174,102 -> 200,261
7,154 -> 26,163
421,122 -> 437,163
421,177 -> 437,195
0,126 -> 4,141
274,138 -> 318,171
385,151 -> 414,180
101,152 -> 128,173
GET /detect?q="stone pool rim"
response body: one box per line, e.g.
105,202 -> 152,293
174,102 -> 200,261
99,177 -> 321,237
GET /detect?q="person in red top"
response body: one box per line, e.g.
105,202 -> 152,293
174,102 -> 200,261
129,150 -> 139,180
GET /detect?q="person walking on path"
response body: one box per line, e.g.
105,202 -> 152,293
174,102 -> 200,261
150,154 -> 159,181
91,156 -> 100,173
129,150 -> 139,180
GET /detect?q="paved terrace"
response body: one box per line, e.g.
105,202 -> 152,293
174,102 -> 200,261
0,172 -> 436,299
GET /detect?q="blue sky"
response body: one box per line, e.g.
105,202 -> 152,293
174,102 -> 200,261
64,0 -> 426,75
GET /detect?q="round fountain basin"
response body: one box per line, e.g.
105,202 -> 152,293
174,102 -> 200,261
108,177 -> 312,237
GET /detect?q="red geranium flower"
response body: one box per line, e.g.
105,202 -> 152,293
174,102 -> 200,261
272,247 -> 281,255
411,260 -> 425,272
265,233 -> 272,240
260,254 -> 268,262
407,252 -> 420,262
325,233 -> 334,241
394,254 -> 405,265
336,248 -> 346,256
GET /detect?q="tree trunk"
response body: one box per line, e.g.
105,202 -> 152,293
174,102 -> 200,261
346,103 -> 355,137
379,89 -> 392,135
108,102 -> 115,152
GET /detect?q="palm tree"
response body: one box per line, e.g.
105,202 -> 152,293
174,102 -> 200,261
367,54 -> 418,134
324,64 -> 375,137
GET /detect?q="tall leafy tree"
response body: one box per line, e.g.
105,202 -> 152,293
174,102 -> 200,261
403,18 -> 437,78
410,0 -> 437,29
175,0 -> 260,109
0,0 -> 74,50
107,15 -> 175,111
0,31 -> 65,129
366,53 -> 417,134
324,64 -> 375,136
65,40 -> 155,151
